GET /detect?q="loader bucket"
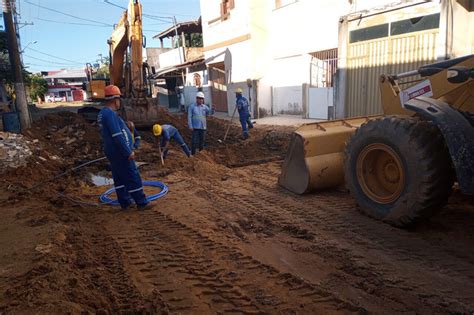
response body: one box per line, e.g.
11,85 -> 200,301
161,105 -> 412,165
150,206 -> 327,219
279,117 -> 379,194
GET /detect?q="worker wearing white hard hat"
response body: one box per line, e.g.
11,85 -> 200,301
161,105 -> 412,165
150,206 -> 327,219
187,91 -> 214,155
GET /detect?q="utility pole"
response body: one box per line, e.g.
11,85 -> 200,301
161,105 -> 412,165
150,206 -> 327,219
2,0 -> 30,129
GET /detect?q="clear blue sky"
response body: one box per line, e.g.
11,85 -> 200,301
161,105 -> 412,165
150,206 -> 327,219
18,0 -> 201,73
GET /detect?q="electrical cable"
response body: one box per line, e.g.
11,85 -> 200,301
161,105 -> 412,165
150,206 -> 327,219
35,17 -> 112,28
27,47 -> 90,64
24,0 -> 113,27
23,54 -> 82,65
27,156 -> 108,192
100,180 -> 168,206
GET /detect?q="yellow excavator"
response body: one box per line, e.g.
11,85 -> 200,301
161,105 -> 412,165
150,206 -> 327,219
80,0 -> 155,124
107,0 -> 156,125
279,55 -> 474,226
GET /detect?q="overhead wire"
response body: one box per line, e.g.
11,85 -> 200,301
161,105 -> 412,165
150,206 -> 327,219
27,47 -> 90,64
24,0 -> 113,27
23,54 -> 83,66
35,17 -> 112,28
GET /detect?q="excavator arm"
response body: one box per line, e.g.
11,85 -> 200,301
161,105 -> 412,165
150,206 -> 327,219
108,0 -> 145,98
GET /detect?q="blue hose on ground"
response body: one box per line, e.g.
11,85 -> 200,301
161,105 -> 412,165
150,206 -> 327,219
99,180 -> 168,206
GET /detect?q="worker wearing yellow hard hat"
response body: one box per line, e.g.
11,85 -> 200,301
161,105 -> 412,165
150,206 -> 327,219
152,123 -> 191,158
97,85 -> 151,210
235,87 -> 253,140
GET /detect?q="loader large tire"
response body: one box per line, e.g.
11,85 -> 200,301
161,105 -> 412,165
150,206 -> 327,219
344,116 -> 454,227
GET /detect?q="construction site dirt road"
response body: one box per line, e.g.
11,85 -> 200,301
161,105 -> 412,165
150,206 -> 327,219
0,110 -> 473,314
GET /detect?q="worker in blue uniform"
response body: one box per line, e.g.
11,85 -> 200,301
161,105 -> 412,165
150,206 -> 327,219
187,91 -> 213,155
126,121 -> 141,150
97,85 -> 151,210
235,88 -> 253,140
152,124 -> 191,158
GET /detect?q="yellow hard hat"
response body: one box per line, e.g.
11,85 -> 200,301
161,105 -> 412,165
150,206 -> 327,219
152,124 -> 162,136
235,88 -> 243,94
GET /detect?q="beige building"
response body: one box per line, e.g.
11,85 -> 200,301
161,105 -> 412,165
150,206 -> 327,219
336,0 -> 474,118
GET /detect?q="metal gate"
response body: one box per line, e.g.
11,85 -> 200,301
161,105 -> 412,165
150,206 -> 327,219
209,64 -> 228,112
344,9 -> 440,117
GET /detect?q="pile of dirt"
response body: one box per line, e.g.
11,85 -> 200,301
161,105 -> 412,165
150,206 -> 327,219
0,112 -> 104,200
1,109 -> 293,201
139,107 -> 293,168
22,111 -> 102,163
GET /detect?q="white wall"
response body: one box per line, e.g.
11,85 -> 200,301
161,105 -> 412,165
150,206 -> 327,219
199,0 -> 354,117
269,0 -> 349,59
258,54 -> 312,114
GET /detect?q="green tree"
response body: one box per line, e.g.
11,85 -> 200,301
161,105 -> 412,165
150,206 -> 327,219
93,64 -> 110,80
0,32 -> 13,82
26,74 -> 48,101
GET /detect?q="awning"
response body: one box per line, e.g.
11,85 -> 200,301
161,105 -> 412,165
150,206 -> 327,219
153,18 -> 202,40
150,58 -> 205,79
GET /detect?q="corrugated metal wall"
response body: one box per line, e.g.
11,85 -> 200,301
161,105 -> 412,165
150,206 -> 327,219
345,30 -> 438,117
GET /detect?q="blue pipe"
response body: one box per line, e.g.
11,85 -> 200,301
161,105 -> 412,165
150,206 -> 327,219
99,180 -> 169,206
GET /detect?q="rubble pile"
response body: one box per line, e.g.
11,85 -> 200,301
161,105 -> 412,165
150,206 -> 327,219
22,112 -> 102,163
0,132 -> 34,173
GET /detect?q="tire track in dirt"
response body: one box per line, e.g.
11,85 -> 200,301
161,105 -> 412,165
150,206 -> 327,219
85,231 -> 162,313
104,210 -> 365,314
209,163 -> 474,313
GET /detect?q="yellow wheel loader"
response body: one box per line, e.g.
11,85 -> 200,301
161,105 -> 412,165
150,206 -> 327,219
279,54 -> 474,226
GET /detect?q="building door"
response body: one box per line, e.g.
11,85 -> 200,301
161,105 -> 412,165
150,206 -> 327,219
209,62 -> 228,112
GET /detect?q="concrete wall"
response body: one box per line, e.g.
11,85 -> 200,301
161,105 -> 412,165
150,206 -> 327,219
145,47 -> 172,70
451,1 -> 474,57
200,0 -> 352,117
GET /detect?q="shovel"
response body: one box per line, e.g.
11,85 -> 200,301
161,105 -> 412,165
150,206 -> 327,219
218,106 -> 238,143
157,145 -> 165,166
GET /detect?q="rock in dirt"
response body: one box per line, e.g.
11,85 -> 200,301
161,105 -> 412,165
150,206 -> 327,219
0,132 -> 34,173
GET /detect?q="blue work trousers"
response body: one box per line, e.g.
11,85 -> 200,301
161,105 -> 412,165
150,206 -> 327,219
162,132 -> 191,158
109,156 -> 148,209
191,129 -> 206,155
239,114 -> 253,139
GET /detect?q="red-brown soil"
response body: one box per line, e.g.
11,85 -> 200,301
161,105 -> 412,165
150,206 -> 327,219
0,110 -> 473,314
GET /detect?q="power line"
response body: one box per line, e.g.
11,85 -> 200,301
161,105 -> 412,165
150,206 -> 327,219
27,47 -> 88,64
24,62 -> 74,69
24,0 -> 113,27
23,54 -> 83,66
102,0 -> 179,22
35,17 -> 112,28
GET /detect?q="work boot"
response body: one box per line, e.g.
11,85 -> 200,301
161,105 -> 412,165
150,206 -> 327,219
137,203 -> 153,211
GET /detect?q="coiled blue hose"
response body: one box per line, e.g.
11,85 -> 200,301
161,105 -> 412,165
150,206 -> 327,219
99,180 -> 169,206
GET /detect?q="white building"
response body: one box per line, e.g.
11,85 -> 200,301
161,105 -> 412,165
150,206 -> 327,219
200,0 -> 354,118
200,0 -> 473,119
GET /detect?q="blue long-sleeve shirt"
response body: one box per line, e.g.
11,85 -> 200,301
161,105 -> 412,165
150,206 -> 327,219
97,107 -> 133,159
188,103 -> 213,130
159,124 -> 177,147
236,95 -> 250,118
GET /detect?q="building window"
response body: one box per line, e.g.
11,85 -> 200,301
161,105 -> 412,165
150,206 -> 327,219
275,0 -> 297,9
349,23 -> 389,43
390,13 -> 440,36
193,73 -> 202,87
220,0 -> 235,21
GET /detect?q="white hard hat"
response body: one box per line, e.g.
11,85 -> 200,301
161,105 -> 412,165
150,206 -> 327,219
196,91 -> 205,99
